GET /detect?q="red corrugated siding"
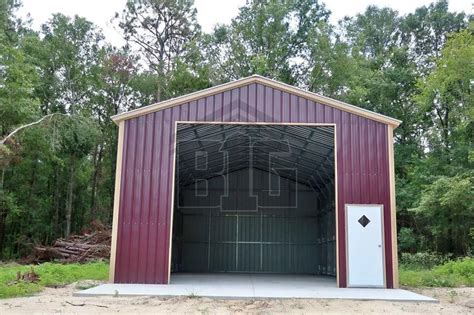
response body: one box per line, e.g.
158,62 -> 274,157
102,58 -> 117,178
114,83 -> 394,288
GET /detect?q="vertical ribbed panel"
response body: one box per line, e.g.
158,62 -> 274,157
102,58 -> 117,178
114,82 -> 394,288
176,168 -> 318,274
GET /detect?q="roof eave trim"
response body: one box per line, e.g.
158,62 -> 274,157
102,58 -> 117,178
111,74 -> 402,128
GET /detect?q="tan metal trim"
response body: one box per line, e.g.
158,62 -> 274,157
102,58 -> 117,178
167,121 -> 179,284
334,125 -> 339,287
167,121 -> 338,283
111,75 -> 402,128
388,125 -> 399,288
345,204 -> 386,288
109,121 -> 125,283
174,121 -> 336,126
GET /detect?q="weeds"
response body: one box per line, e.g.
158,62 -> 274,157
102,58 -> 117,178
399,257 -> 474,287
0,261 -> 108,298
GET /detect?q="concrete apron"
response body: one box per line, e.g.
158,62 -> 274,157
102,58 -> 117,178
74,274 -> 437,302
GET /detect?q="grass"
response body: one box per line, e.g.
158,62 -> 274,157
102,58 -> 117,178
399,257 -> 474,287
0,261 -> 108,299
0,256 -> 472,298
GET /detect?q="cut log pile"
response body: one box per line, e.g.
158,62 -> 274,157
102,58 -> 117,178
30,221 -> 111,263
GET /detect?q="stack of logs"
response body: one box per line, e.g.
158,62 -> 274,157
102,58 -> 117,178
32,221 -> 111,263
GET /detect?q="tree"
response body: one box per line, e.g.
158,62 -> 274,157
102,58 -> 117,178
415,28 -> 473,161
38,14 -> 105,115
116,0 -> 201,101
203,0 -> 330,83
406,27 -> 473,255
411,173 -> 473,254
0,0 -> 40,256
35,14 -> 104,237
59,116 -> 98,237
401,0 -> 467,76
91,48 -> 142,219
305,22 -> 356,97
338,7 -> 408,113
0,0 -> 22,42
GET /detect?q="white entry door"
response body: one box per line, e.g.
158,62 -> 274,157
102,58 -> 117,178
346,204 -> 385,287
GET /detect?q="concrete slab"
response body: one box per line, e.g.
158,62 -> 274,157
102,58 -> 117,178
74,274 -> 436,302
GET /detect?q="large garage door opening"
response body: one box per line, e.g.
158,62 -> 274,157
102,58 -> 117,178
171,123 -> 336,277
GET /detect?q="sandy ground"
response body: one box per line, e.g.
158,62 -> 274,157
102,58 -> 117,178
0,282 -> 473,314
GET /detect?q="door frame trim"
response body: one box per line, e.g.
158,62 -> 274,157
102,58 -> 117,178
345,204 -> 386,288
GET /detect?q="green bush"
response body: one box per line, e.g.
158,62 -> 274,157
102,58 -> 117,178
398,227 -> 418,252
399,257 -> 474,287
0,261 -> 109,298
399,251 -> 452,270
433,258 -> 474,284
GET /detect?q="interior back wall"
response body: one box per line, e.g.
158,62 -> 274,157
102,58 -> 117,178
172,168 -> 335,274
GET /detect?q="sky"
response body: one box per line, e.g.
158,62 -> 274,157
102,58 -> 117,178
17,0 -> 471,47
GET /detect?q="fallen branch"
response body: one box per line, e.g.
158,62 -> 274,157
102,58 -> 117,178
66,301 -> 108,308
65,301 -> 85,307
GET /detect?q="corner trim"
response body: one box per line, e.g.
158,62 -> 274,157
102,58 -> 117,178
109,120 -> 125,283
387,125 -> 399,288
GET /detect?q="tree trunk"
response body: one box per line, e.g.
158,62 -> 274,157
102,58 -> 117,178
443,108 -> 450,158
53,165 -> 60,237
155,83 -> 161,103
109,132 -> 118,217
90,143 -> 103,220
0,167 -> 7,257
0,208 -> 7,258
25,159 -> 37,231
65,156 -> 75,238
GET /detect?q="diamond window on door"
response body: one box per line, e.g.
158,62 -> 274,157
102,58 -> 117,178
358,215 -> 370,227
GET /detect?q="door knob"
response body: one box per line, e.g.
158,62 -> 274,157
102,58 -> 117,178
378,245 -> 382,248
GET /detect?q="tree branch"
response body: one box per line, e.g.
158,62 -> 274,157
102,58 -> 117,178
1,113 -> 65,145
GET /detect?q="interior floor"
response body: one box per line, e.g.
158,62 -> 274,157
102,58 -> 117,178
171,273 -> 336,287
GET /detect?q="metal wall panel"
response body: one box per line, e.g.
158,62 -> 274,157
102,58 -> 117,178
175,168 -> 319,273
114,82 -> 394,287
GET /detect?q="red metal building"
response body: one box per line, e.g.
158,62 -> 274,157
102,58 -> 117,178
110,75 -> 401,288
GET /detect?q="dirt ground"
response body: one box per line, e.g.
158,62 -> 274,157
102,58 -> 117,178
0,283 -> 473,314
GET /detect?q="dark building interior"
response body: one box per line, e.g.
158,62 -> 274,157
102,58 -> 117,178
171,124 -> 336,276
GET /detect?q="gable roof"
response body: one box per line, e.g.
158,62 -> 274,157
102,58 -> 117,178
111,75 -> 402,127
